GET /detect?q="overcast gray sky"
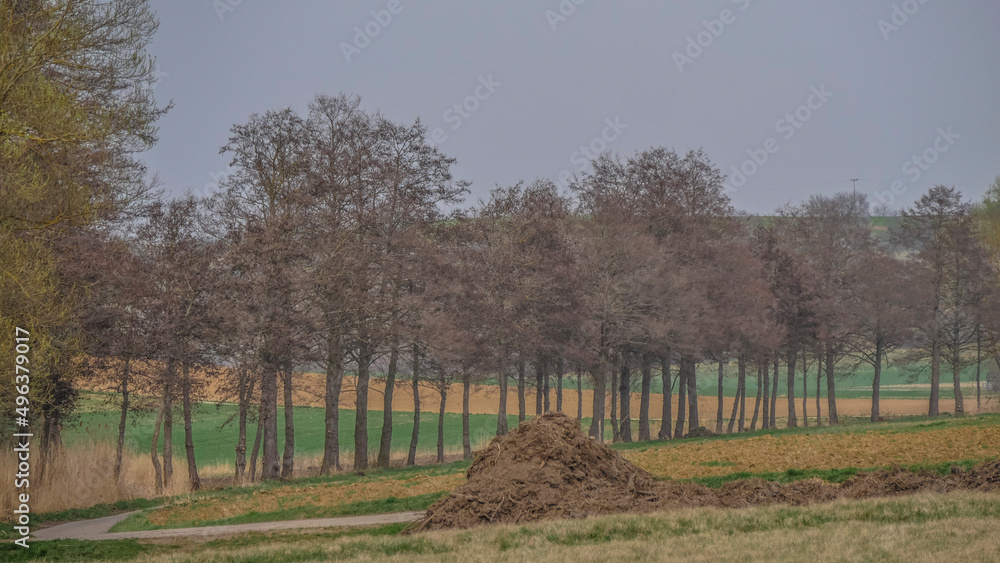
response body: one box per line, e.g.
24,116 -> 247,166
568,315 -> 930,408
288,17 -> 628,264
143,1 -> 999,215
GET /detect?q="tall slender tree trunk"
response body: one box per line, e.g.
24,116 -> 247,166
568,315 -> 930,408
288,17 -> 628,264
354,344 -> 375,470
281,360 -> 295,479
497,354 -> 509,436
536,357 -> 546,415
815,351 -> 822,426
801,352 -> 808,428
762,358 -> 770,430
953,338 -> 965,416
437,371 -> 447,463
376,344 -> 400,469
543,360 -> 551,413
556,358 -> 564,413
114,359 -> 130,480
150,400 -> 164,495
181,362 -> 200,490
162,362 -> 174,487
235,369 -> 253,483
517,354 -> 526,423
687,358 -> 699,431
619,351 -> 632,442
659,354 -> 673,439
589,367 -> 606,441
715,360 -> 725,434
976,327 -> 982,412
727,384 -> 741,434
321,333 -> 344,474
249,394 -> 263,481
610,356 -> 620,443
826,347 -> 839,425
462,367 -> 471,460
260,361 -> 279,480
786,346 -> 798,428
407,344 -> 422,466
638,352 -> 652,441
751,363 -> 762,430
674,358 -> 687,439
576,367 -> 583,420
930,338 -> 941,416
770,357 -> 779,428
871,340 -> 883,422
737,355 -> 747,432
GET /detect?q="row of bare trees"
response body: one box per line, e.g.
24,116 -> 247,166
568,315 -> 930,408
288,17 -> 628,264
61,94 -> 1000,490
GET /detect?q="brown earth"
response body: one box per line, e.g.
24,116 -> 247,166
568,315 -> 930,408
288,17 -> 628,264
412,413 -> 1000,532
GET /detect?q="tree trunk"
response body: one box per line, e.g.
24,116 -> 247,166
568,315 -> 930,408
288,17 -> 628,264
543,360 -> 551,413
751,363 -> 762,430
249,395 -> 263,482
437,370 -> 447,463
659,354 -> 672,439
786,347 -> 798,428
674,357 -> 687,439
517,354 -> 526,423
497,354 -> 510,436
260,362 -> 279,480
737,355 -> 747,432
953,337 -> 965,416
354,343 -> 374,471
576,367 -> 583,420
976,327 -> 982,412
801,351 -> 808,428
762,358 -> 770,430
407,344 -> 422,466
114,359 -> 130,480
715,360 -> 724,434
150,400 -> 164,495
871,339 -> 883,422
638,352 -> 652,441
686,358 -> 699,431
727,383 -> 741,434
536,357 -> 546,416
376,344 -> 399,469
815,351 -> 822,426
610,356 -> 620,443
929,337 -> 941,416
181,362 -> 200,491
462,367 -> 471,460
556,358 -> 564,413
162,362 -> 174,487
320,334 -> 344,475
619,351 -> 632,442
235,369 -> 252,483
281,360 -> 295,479
770,357 -> 779,428
826,347 -> 839,425
589,367 -> 606,441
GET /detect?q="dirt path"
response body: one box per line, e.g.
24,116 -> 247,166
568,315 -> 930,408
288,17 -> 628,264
33,511 -> 424,541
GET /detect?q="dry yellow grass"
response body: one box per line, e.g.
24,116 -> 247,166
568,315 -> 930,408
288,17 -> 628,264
0,440 -> 194,516
624,425 -> 1000,479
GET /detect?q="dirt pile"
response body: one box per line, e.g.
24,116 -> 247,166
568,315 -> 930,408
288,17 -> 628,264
412,412 -> 666,531
412,413 -> 1000,532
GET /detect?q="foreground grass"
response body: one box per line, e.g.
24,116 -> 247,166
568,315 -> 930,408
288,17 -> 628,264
9,492 -> 999,562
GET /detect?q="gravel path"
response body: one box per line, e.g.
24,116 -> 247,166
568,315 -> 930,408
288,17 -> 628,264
34,510 -> 425,541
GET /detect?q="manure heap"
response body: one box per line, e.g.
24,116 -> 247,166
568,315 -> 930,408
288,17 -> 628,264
413,412 -> 1000,531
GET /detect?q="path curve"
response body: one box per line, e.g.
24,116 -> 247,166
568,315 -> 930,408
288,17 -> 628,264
34,510 -> 425,541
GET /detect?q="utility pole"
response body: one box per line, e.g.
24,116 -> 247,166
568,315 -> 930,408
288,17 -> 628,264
850,178 -> 859,215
